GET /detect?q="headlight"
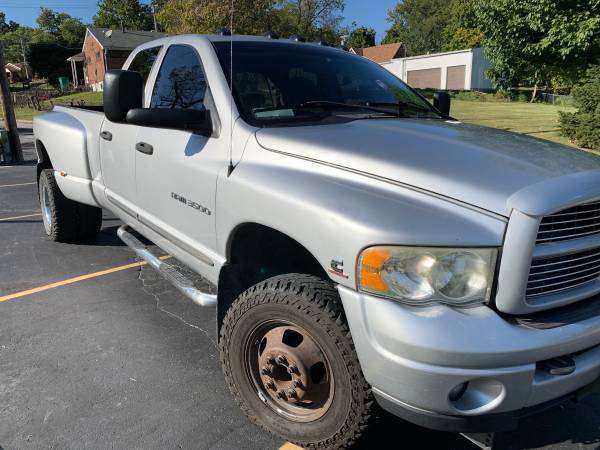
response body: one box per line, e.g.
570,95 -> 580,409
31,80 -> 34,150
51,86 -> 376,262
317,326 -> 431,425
358,246 -> 497,306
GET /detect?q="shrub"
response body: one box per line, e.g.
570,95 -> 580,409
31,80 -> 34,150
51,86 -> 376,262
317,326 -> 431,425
559,65 -> 600,150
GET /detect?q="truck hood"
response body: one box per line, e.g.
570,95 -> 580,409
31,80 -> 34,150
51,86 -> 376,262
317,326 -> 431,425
255,119 -> 600,216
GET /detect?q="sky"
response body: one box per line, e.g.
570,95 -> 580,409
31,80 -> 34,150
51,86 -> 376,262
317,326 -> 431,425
0,0 -> 396,43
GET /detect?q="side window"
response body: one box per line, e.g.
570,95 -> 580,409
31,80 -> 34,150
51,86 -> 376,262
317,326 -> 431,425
150,45 -> 207,110
128,46 -> 161,85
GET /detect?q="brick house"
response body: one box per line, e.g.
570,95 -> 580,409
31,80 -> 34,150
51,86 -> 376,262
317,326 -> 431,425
68,27 -> 167,91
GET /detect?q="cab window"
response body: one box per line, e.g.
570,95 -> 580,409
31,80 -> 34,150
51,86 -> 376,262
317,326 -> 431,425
150,45 -> 207,110
128,46 -> 161,85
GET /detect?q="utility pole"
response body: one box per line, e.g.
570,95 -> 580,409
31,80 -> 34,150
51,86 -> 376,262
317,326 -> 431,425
0,44 -> 22,162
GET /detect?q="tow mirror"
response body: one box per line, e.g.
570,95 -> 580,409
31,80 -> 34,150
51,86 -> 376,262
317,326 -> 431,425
126,107 -> 213,137
433,90 -> 451,117
104,70 -> 143,123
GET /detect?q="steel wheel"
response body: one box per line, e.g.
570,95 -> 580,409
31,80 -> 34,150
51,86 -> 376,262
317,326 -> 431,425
246,320 -> 334,422
41,182 -> 52,235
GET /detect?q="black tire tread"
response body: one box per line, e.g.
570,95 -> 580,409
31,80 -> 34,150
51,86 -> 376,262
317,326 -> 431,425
39,169 -> 102,242
219,273 -> 375,449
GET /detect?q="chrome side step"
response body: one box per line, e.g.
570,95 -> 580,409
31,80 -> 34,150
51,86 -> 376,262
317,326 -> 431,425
117,225 -> 217,307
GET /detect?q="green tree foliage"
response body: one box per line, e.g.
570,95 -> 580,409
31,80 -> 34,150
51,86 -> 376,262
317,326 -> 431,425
156,0 -> 346,44
559,64 -> 600,150
475,0 -> 600,97
346,26 -> 376,49
382,0 -> 451,55
157,0 -> 279,35
36,7 -> 71,34
93,0 -> 154,31
59,17 -> 87,48
443,0 -> 483,50
0,11 -> 19,33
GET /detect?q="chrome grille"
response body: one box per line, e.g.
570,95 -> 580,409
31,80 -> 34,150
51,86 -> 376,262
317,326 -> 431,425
537,201 -> 600,243
527,248 -> 600,297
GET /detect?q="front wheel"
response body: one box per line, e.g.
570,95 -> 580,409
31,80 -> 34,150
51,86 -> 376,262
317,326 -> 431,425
219,274 -> 375,449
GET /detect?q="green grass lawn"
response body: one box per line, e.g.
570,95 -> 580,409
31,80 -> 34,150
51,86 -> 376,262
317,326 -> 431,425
451,99 -> 576,148
11,91 -> 103,122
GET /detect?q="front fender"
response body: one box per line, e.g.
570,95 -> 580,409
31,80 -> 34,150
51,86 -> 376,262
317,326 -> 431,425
216,138 -> 507,290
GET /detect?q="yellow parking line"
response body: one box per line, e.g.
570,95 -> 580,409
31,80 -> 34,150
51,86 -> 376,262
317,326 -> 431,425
0,182 -> 36,188
279,444 -> 302,450
0,213 -> 41,222
0,255 -> 171,303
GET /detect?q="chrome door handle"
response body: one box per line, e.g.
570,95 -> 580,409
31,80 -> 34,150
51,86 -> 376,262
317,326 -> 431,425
100,131 -> 112,141
136,142 -> 154,155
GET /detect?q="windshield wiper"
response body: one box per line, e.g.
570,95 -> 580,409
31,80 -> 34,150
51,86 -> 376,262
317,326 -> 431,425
365,101 -> 434,114
299,101 -> 401,117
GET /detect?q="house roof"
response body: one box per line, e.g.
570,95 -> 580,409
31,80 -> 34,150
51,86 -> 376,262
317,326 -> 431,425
67,51 -> 85,62
5,63 -> 22,72
351,42 -> 405,63
87,27 -> 168,51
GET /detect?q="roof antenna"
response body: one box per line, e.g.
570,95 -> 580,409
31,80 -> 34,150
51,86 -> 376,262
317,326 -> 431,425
227,0 -> 235,177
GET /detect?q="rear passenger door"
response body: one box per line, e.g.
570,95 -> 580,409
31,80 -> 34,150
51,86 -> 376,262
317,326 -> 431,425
134,44 -> 225,260
99,46 -> 161,214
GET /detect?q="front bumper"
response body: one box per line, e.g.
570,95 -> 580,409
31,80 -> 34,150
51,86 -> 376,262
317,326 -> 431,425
338,286 -> 600,431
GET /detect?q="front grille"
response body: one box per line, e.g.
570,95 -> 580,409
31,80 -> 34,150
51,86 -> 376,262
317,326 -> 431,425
537,201 -> 600,243
527,247 -> 600,297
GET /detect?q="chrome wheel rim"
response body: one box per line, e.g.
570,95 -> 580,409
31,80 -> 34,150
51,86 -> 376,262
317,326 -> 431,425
41,183 -> 52,234
246,320 -> 334,422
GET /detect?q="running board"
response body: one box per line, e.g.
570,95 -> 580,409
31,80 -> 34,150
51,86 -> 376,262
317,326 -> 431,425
117,225 -> 217,307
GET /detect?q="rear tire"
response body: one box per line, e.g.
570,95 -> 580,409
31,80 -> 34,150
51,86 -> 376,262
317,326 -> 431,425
38,169 -> 102,242
219,274 -> 375,449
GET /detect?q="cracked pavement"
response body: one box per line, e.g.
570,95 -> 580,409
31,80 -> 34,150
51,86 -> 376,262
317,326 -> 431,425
1,127 -> 600,449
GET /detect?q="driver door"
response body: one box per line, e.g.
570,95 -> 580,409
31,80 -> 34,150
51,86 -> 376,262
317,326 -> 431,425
134,44 -> 225,260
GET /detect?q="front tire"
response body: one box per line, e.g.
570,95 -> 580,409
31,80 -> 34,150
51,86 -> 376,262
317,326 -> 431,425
39,169 -> 102,242
219,274 -> 375,449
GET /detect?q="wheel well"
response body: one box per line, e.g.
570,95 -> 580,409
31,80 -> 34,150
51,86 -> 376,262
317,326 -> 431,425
217,223 -> 328,333
36,140 -> 52,182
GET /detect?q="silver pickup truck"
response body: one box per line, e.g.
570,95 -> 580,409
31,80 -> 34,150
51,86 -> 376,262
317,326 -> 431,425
33,33 -> 600,448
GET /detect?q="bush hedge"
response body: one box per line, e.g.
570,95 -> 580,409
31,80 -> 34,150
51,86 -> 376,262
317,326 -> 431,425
559,65 -> 600,151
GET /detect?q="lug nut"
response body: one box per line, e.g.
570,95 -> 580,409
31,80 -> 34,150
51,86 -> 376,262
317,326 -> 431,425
276,390 -> 287,399
292,380 -> 303,389
287,389 -> 298,399
266,356 -> 276,365
287,364 -> 298,374
276,355 -> 287,365
261,366 -> 271,375
265,380 -> 276,390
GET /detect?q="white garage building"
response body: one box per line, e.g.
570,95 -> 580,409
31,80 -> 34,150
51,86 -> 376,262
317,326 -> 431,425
381,47 -> 493,91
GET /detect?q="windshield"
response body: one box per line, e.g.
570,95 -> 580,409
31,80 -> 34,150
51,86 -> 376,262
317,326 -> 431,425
212,41 -> 442,127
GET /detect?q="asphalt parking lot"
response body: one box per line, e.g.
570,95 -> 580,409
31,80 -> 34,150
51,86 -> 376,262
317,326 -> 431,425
1,126 -> 600,450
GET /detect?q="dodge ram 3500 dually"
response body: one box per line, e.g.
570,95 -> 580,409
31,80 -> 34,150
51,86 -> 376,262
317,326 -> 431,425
33,33 -> 600,449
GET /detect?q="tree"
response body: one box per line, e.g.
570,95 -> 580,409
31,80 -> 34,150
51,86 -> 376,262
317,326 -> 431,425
93,0 -> 154,31
382,0 -> 451,55
443,0 -> 483,50
0,12 -> 19,33
36,7 -> 71,34
476,0 -> 600,100
157,0 -> 278,35
559,64 -> 600,150
276,0 -> 346,43
27,42 -> 74,85
346,26 -> 375,49
156,0 -> 347,44
59,17 -> 87,48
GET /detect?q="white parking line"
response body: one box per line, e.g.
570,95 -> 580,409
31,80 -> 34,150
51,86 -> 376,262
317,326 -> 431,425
0,182 -> 36,188
0,213 -> 41,222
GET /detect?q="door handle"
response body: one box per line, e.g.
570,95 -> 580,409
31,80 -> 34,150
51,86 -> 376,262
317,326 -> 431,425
100,131 -> 112,141
136,142 -> 154,155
